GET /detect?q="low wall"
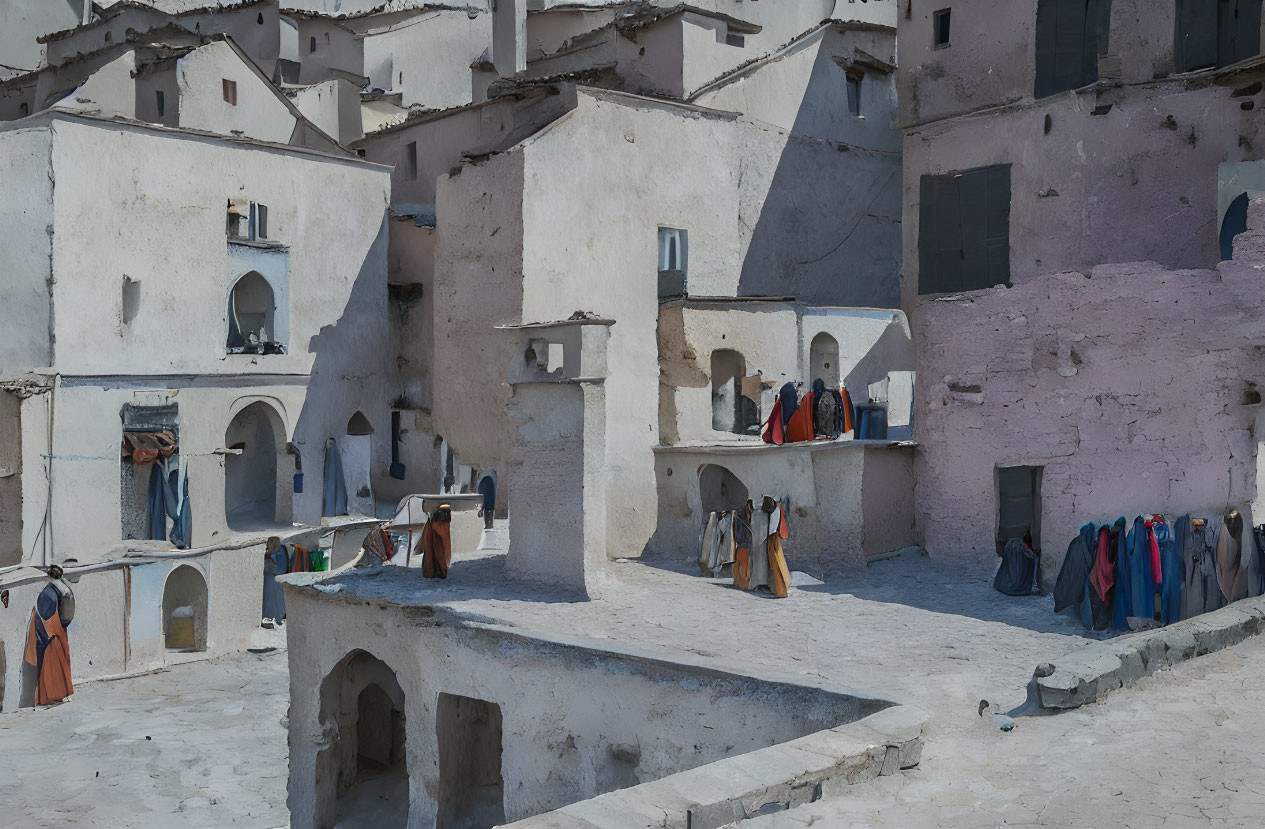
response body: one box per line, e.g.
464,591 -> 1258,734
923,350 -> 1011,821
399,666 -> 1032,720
649,440 -> 917,575
283,572 -> 891,828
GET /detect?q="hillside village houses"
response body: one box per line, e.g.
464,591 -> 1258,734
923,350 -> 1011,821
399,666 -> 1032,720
9,0 -> 1265,827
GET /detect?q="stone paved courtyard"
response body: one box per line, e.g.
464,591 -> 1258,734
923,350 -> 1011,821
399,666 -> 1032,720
1,555 -> 1263,827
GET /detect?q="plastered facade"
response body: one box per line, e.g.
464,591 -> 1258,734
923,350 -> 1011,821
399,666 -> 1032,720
0,112 -> 395,564
914,200 -> 1265,575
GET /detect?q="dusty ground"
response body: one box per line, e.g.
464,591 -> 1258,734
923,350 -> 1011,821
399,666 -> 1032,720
743,634 -> 1265,828
2,554 -> 1263,827
0,647 -> 289,829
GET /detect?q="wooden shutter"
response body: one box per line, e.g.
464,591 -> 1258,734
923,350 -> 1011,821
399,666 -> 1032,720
918,173 -> 963,295
1034,0 -> 1062,98
1084,0 -> 1112,80
1177,0 -> 1220,71
982,165 -> 1012,288
1221,0 -> 1264,66
1036,0 -> 1111,98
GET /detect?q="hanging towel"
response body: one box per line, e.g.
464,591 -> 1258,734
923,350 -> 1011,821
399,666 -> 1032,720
323,439 -> 348,517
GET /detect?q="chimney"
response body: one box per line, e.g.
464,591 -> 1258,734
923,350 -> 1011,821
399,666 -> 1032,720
492,0 -> 526,77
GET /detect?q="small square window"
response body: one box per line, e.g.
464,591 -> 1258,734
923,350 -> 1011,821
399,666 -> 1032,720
310,36 -> 317,53
725,33 -> 745,48
846,72 -> 862,116
933,8 -> 951,47
404,141 -> 417,181
657,227 -> 688,297
222,79 -> 237,106
155,90 -> 165,117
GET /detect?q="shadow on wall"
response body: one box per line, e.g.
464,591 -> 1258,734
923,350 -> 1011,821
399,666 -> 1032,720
737,31 -> 902,307
290,213 -> 400,525
844,318 -> 915,398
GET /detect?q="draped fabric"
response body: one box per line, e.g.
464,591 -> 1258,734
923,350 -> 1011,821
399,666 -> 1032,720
145,461 -> 191,549
323,439 -> 348,517
422,507 -> 452,579
24,583 -> 73,705
993,538 -> 1040,596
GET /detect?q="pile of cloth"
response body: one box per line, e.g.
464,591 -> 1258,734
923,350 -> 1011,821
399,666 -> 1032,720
698,496 -> 792,598
762,380 -> 856,445
1050,511 -> 1264,631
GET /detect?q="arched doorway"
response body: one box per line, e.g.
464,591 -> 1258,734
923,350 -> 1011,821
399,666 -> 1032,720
225,401 -> 287,530
344,411 -> 375,516
316,651 -> 408,828
162,565 -> 208,652
1222,192 -> 1249,261
711,349 -> 757,435
699,464 -> 749,513
226,271 -> 277,351
810,332 -> 840,389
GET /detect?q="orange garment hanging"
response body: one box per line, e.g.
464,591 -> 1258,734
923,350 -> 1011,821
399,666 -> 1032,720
784,392 -> 816,443
24,584 -> 74,705
766,499 -> 791,598
839,388 -> 855,435
733,500 -> 754,590
422,505 -> 453,579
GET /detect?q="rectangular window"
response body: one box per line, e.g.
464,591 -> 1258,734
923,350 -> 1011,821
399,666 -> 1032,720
934,8 -> 952,47
222,78 -> 237,106
1034,0 -> 1112,99
155,90 -> 165,117
404,141 -> 418,181
657,227 -> 688,298
252,203 -> 269,241
725,33 -> 745,47
918,164 -> 1011,295
997,466 -> 1042,555
846,72 -> 862,116
310,35 -> 317,53
1175,0 -> 1263,72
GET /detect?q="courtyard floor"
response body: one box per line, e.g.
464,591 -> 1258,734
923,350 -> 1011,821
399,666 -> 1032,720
1,554 -> 1262,826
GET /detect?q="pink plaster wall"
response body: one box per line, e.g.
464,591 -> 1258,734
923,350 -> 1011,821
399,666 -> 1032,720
913,196 -> 1265,573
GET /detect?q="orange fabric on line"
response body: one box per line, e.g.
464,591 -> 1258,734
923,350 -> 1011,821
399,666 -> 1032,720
768,535 -> 791,599
24,605 -> 74,705
422,518 -> 452,579
840,388 -> 855,434
733,547 -> 751,590
761,398 -> 785,445
784,393 -> 816,443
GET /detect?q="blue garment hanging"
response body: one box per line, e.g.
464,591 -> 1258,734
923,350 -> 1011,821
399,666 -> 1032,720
778,383 -> 799,427
1111,518 -> 1130,630
146,460 -> 191,549
1161,518 -> 1185,625
145,463 -> 168,541
323,439 -> 348,516
1126,517 -> 1154,620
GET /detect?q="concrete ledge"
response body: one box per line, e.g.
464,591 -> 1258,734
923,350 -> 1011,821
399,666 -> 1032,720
497,704 -> 930,829
1022,596 -> 1265,711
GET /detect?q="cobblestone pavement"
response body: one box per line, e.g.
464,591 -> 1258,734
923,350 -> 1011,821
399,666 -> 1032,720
740,634 -> 1265,828
0,648 -> 289,829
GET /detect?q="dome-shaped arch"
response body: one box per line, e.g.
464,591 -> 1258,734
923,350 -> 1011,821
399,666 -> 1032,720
227,271 -> 277,350
162,564 -> 208,652
225,400 -> 290,529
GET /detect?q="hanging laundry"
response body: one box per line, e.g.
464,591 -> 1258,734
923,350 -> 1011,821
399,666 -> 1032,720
363,526 -> 395,565
1215,509 -> 1249,605
701,512 -> 735,579
287,542 -> 312,573
778,383 -> 799,426
1125,517 -> 1154,620
422,504 -> 453,579
1088,524 -> 1116,630
323,439 -> 348,517
1109,517 -> 1131,630
1152,516 -> 1181,625
1183,516 -> 1220,619
145,460 -> 191,549
698,512 -> 719,576
761,398 -> 785,445
1053,523 -> 1094,614
732,500 -> 754,590
784,389 -> 816,443
262,536 -> 286,622
121,430 -> 177,466
24,581 -> 74,705
993,535 -> 1041,596
839,387 -> 856,436
763,497 -> 791,599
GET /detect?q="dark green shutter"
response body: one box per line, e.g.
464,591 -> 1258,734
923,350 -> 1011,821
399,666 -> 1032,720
1177,0 -> 1220,71
919,166 -> 1011,295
